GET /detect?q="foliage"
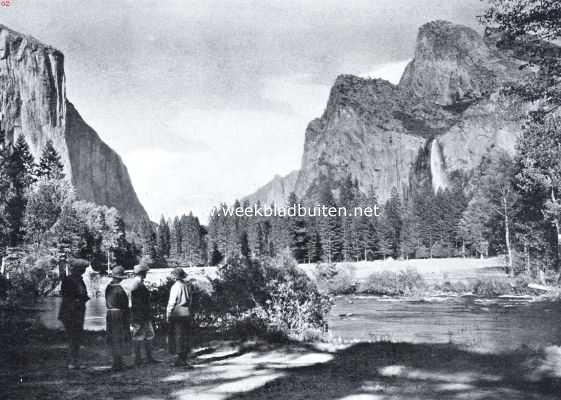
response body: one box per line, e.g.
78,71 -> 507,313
148,253 -> 332,340
0,249 -> 58,307
359,268 -> 425,296
37,139 -> 65,180
314,262 -> 357,295
481,0 -> 561,117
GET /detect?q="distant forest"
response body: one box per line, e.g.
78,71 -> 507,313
152,143 -> 556,276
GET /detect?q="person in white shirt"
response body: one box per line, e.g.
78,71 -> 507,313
166,267 -> 193,367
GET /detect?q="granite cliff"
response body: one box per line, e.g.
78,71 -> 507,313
247,20 -> 531,205
0,25 -> 148,228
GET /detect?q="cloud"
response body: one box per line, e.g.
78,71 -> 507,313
0,0 -> 485,221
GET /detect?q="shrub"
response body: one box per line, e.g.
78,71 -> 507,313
359,268 -> 425,296
214,253 -> 332,337
314,262 -> 356,295
148,276 -> 217,333
1,250 -> 59,307
472,278 -> 513,297
148,253 -> 332,341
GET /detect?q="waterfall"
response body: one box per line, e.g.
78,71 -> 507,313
430,138 -> 448,192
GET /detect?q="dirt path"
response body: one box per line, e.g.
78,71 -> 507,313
1,330 -> 561,400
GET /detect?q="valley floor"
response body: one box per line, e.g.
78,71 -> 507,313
2,328 -> 561,400
300,257 -> 510,288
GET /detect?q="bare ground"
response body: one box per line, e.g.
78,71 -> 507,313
1,328 -> 561,400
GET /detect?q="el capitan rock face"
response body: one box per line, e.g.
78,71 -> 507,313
247,20 -> 530,205
0,24 -> 148,227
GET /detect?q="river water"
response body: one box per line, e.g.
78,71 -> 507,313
38,295 -> 561,354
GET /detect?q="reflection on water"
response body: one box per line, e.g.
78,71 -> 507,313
39,295 -> 561,353
39,296 -> 106,331
329,296 -> 561,353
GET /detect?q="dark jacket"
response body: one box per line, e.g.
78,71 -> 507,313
131,281 -> 152,324
58,274 -> 89,326
105,282 -> 129,310
105,281 -> 131,351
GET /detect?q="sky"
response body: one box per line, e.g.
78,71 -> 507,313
1,0 -> 484,222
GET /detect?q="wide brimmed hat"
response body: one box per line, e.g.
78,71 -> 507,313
171,267 -> 187,280
111,266 -> 127,279
133,263 -> 150,274
69,258 -> 89,272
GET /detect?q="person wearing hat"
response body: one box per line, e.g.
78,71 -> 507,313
166,267 -> 193,367
130,262 -> 159,365
58,258 -> 90,370
105,266 -> 131,371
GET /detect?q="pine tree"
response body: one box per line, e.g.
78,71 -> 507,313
339,175 -> 356,261
386,187 -> 403,258
37,140 -> 65,180
156,216 -> 171,258
140,220 -> 158,262
13,135 -> 36,186
286,192 -> 308,262
4,136 -> 35,246
317,179 -> 342,262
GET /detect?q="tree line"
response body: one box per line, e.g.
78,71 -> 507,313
0,132 -> 140,272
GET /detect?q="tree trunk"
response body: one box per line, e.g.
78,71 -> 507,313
503,196 -> 513,276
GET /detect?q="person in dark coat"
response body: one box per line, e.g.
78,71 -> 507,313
105,266 -> 130,371
58,258 -> 90,369
166,267 -> 193,368
130,263 -> 159,365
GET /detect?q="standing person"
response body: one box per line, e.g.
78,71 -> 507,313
166,267 -> 193,368
105,266 -> 130,371
58,258 -> 90,370
130,263 -> 160,365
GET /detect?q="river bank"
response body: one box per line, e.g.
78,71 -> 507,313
1,324 -> 561,400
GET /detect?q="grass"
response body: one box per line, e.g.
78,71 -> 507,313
304,257 -> 552,297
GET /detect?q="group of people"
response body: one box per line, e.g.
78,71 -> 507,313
58,258 -> 193,371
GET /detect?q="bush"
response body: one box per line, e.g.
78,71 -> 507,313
214,253 -> 332,337
359,268 -> 425,296
148,253 -> 332,342
148,275 -> 217,333
314,263 -> 357,295
1,250 -> 59,307
472,278 -> 513,297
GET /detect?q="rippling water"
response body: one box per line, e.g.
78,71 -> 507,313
38,295 -> 561,353
328,296 -> 561,353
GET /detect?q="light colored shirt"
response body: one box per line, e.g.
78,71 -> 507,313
166,280 -> 190,318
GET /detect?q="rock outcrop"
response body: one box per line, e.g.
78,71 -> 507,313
247,20 -> 532,205
244,171 -> 299,207
0,24 -> 148,227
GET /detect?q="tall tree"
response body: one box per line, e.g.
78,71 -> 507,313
386,187 -> 403,258
515,118 -> 561,270
37,140 -> 65,180
317,179 -> 342,263
482,0 -> 561,118
156,216 -> 171,258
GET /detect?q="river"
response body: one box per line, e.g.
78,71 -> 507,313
38,295 -> 561,354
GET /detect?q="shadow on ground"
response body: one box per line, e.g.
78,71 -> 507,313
1,330 -> 560,400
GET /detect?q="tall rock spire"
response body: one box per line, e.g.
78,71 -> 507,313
0,24 -> 149,228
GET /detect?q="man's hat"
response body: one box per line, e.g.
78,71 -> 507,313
133,263 -> 150,274
171,267 -> 187,280
111,266 -> 127,279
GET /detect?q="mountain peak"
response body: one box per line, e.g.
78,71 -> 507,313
0,23 -> 149,228
399,19 -> 522,105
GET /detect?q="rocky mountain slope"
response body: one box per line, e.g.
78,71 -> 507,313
0,25 -> 148,227
247,20 -> 530,205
